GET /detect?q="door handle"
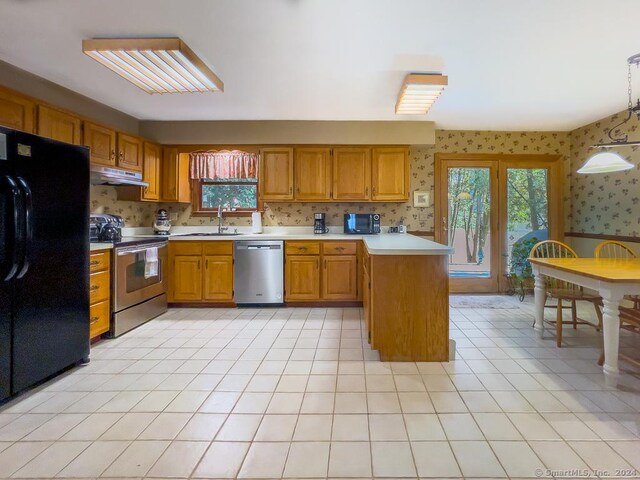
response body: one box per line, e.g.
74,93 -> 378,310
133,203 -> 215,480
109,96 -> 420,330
1,176 -> 21,281
15,177 -> 33,279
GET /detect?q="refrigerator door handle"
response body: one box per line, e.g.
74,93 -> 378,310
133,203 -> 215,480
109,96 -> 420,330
1,175 -> 21,281
15,177 -> 33,279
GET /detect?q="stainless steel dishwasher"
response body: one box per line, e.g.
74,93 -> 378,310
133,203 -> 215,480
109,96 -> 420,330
234,240 -> 284,304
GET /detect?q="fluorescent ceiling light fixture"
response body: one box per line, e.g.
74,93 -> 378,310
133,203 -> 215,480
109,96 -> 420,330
82,38 -> 224,94
395,73 -> 448,115
577,151 -> 634,174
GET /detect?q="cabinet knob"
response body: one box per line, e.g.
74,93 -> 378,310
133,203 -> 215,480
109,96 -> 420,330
289,187 -> 293,194
365,186 -> 369,196
110,150 -> 116,160
90,285 -> 99,291
89,260 -> 100,266
372,186 -> 377,196
90,316 -> 99,324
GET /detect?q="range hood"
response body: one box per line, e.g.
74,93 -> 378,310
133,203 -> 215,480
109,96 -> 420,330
90,165 -> 149,187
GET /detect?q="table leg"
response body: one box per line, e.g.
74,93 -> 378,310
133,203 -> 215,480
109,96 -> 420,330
532,265 -> 545,334
600,287 -> 623,380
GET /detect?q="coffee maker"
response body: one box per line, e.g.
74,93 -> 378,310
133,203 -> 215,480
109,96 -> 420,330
314,213 -> 329,234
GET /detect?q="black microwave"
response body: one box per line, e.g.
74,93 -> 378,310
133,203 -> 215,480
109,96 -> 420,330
343,213 -> 381,234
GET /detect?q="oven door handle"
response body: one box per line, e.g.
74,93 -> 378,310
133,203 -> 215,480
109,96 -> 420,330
116,244 -> 167,256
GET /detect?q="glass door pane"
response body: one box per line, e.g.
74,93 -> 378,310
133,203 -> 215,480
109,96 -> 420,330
447,167 -> 492,280
505,168 -> 548,279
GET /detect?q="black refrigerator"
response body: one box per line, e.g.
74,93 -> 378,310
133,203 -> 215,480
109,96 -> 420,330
0,126 -> 89,402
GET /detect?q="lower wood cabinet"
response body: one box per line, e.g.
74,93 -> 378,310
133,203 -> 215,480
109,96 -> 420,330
89,249 -> 111,339
169,241 -> 233,303
285,240 -> 358,302
203,255 -> 234,301
285,255 -> 321,301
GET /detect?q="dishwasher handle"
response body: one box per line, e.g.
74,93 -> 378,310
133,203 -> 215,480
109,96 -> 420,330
236,241 -> 283,251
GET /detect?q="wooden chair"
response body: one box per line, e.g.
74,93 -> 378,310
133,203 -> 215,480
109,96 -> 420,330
529,240 -> 603,347
598,306 -> 640,369
594,240 -> 640,308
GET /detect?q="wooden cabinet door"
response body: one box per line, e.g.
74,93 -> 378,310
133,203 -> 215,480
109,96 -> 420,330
83,121 -> 116,166
260,147 -> 294,200
285,255 -> 320,301
333,147 -> 371,200
161,147 -> 191,203
172,255 -> 202,301
0,88 -> 35,133
203,255 -> 234,301
294,148 -> 332,200
37,105 -> 81,144
322,255 -> 357,300
117,133 -> 142,171
371,147 -> 409,201
142,142 -> 161,201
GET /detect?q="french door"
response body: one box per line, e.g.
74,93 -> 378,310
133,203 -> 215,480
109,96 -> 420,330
435,154 -> 563,293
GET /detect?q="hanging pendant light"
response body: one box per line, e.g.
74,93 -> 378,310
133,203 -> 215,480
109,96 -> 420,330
577,54 -> 639,174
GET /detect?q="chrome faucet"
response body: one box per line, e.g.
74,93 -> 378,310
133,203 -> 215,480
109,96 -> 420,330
216,205 -> 229,233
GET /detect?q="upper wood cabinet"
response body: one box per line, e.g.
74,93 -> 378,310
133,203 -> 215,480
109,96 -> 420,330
371,147 -> 409,201
117,133 -> 142,171
260,147 -> 294,200
37,105 -> 81,144
333,147 -> 371,201
161,148 -> 191,203
294,148 -> 332,201
142,142 -> 161,201
83,121 -> 116,166
0,88 -> 35,133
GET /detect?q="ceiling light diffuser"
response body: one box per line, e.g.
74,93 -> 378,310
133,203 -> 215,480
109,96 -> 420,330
82,38 -> 224,94
395,73 -> 448,115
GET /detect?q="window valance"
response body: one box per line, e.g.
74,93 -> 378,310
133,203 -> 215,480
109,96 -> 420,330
189,150 -> 259,180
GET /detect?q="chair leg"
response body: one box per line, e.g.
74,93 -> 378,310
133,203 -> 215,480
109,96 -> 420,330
571,300 -> 577,329
594,301 -> 603,332
556,299 -> 563,348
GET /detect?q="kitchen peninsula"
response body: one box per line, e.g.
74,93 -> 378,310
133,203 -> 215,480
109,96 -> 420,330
157,228 -> 453,362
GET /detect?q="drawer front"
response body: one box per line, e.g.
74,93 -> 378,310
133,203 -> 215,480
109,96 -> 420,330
89,299 -> 110,338
170,241 -> 203,256
203,241 -> 233,256
286,241 -> 320,255
89,270 -> 110,304
89,250 -> 110,272
322,241 -> 357,255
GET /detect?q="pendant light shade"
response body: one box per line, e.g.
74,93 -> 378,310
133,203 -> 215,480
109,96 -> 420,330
577,151 -> 634,174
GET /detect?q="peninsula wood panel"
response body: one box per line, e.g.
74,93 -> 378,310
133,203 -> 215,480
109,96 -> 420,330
37,105 -> 81,145
294,147 -> 332,200
83,121 -> 116,166
260,147 -> 294,200
0,88 -> 35,133
333,147 -> 371,200
371,147 -> 409,201
370,253 -> 449,361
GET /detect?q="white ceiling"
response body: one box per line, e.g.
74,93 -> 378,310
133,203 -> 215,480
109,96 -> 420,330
1,0 -> 639,130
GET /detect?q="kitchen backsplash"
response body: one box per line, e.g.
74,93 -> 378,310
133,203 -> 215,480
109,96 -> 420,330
92,129 -> 571,230
570,111 -> 640,237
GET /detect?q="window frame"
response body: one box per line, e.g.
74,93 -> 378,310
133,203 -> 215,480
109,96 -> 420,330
191,178 -> 263,216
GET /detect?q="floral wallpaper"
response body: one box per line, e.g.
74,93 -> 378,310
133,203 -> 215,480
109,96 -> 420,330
570,111 -> 640,237
93,129 -> 571,231
90,185 -> 157,226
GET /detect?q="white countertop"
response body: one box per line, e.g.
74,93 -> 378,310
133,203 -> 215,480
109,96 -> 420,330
121,227 -> 452,256
90,243 -> 113,252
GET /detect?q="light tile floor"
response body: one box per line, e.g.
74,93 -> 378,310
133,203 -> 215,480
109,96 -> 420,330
0,296 -> 639,479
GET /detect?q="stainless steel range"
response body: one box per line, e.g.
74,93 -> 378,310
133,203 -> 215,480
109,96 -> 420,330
90,214 -> 168,336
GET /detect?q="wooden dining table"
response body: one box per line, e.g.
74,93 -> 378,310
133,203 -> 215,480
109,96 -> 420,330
529,257 -> 640,381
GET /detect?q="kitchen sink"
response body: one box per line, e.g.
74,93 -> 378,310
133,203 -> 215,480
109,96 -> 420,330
178,232 -> 243,236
